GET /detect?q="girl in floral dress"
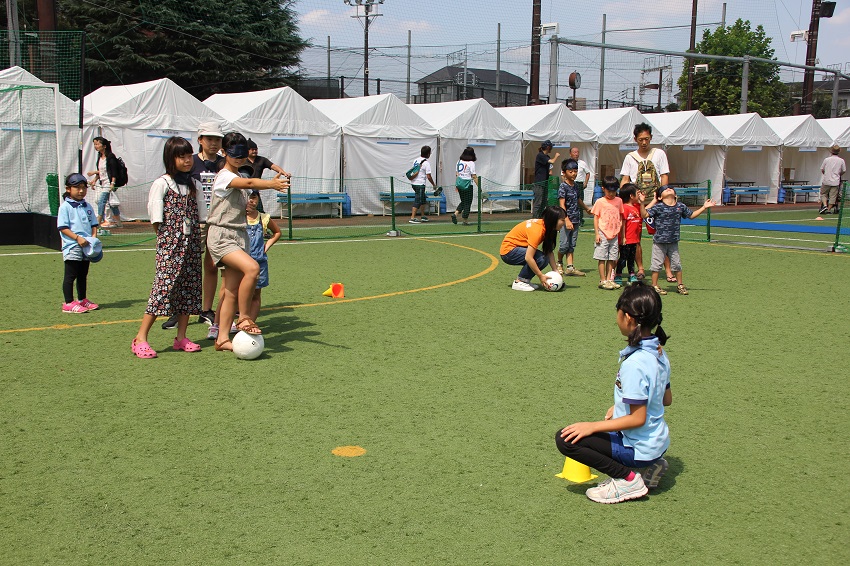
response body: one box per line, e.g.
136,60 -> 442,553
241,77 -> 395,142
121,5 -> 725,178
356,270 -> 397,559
131,137 -> 206,359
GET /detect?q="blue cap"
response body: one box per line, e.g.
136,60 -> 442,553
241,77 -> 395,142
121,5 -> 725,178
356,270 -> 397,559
65,173 -> 88,186
82,236 -> 103,263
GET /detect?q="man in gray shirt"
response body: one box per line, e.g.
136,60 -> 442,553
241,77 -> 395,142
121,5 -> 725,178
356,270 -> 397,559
820,144 -> 846,214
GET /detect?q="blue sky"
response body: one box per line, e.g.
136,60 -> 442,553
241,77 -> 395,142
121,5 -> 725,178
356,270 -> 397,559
292,0 -> 850,106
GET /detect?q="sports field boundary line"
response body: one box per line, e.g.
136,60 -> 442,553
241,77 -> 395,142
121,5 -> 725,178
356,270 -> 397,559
0,238 -> 499,335
0,232 -> 503,258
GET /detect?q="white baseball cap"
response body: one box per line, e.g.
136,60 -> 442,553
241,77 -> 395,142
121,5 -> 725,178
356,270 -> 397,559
198,121 -> 224,137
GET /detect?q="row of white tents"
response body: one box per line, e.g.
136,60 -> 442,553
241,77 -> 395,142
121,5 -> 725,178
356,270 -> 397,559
4,66 -> 850,218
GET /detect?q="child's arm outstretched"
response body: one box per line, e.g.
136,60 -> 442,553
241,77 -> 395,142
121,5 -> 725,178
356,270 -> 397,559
636,191 -> 657,219
264,218 -> 281,253
688,199 -> 716,219
559,403 -> 647,444
230,172 -> 289,193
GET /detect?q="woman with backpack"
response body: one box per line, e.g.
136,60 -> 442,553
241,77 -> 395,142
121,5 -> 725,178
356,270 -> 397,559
86,136 -> 125,228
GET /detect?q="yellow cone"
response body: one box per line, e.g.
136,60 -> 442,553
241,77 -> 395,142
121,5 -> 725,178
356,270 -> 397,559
555,457 -> 598,483
323,285 -> 334,297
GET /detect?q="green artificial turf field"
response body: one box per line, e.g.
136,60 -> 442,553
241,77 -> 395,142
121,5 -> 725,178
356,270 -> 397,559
1,235 -> 848,564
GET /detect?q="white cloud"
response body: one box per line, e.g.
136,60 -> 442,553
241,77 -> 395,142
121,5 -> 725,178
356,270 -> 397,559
302,9 -> 331,25
399,20 -> 434,33
824,7 -> 850,26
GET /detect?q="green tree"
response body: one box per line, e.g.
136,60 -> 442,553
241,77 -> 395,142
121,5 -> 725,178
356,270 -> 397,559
55,0 -> 306,99
679,19 -> 787,117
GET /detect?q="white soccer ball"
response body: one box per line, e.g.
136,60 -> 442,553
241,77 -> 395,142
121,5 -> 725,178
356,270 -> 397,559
545,270 -> 564,292
232,331 -> 265,360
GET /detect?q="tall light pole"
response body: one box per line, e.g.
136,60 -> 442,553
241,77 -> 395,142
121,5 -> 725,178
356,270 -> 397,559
801,0 -> 836,115
344,0 -> 384,97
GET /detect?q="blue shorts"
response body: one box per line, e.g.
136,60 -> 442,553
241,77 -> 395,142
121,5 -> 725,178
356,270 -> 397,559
256,259 -> 269,289
608,432 -> 662,468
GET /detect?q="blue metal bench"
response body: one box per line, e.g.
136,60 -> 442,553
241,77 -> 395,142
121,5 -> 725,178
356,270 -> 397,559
379,192 -> 443,216
785,185 -> 820,204
672,186 -> 709,206
276,192 -> 346,218
482,189 -> 534,214
729,186 -> 769,205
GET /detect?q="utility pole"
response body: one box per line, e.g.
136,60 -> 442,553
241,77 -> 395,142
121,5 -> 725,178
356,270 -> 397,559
6,0 -> 21,67
599,14 -> 606,110
802,0 -> 823,115
344,0 -> 384,97
686,0 -> 697,110
406,30 -> 411,103
530,0 -> 541,104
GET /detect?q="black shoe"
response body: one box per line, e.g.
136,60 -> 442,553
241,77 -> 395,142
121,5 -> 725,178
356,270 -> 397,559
198,310 -> 215,325
161,315 -> 178,330
434,187 -> 443,196
451,213 -> 458,224
819,206 -> 829,214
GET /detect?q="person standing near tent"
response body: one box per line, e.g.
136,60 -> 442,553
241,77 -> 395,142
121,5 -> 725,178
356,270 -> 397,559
533,141 -> 560,218
452,146 -> 478,226
819,144 -> 845,214
86,136 -> 123,229
570,147 -> 594,204
408,145 -> 437,224
619,123 -> 669,199
162,121 -> 226,331
246,139 -> 291,179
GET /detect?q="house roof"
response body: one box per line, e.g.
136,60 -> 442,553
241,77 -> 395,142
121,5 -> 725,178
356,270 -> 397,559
417,66 -> 528,86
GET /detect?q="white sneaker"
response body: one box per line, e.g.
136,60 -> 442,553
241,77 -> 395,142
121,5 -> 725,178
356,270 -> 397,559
640,458 -> 669,489
585,474 -> 648,504
511,280 -> 535,292
408,218 -> 420,224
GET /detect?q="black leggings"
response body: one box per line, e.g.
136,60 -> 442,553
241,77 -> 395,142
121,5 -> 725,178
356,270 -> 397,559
617,243 -> 637,275
554,429 -> 631,479
455,187 -> 474,218
63,260 -> 90,303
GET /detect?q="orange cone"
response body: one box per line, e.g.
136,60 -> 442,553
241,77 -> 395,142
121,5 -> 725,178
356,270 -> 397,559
331,282 -> 344,298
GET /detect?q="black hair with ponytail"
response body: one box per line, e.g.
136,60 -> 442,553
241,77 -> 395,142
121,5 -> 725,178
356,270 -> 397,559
616,282 -> 669,347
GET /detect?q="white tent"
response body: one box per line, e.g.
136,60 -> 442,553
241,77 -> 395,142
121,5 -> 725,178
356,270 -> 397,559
410,99 -> 521,212
764,115 -> 833,190
707,113 -> 782,204
311,94 -> 438,215
817,117 -> 850,148
83,78 -> 228,219
204,87 -> 342,216
0,66 -> 80,215
573,107 -> 646,199
644,111 -> 726,203
496,103 -> 597,199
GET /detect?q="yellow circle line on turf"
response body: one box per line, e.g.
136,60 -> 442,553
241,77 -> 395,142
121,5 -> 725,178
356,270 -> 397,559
0,238 -> 499,335
263,238 -> 499,312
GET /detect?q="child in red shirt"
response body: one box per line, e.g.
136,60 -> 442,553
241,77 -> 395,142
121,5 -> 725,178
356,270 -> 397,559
616,184 -> 642,284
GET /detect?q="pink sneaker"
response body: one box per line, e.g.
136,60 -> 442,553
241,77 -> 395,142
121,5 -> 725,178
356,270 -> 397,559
62,300 -> 88,313
79,298 -> 99,310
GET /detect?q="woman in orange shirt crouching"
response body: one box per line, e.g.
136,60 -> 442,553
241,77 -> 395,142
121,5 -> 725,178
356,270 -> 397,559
500,205 -> 566,291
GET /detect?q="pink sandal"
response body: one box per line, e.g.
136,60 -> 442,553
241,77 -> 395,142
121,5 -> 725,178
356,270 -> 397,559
131,338 -> 158,359
173,337 -> 202,352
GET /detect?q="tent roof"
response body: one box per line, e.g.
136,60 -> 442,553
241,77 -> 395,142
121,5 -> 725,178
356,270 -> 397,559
204,87 -> 340,136
763,115 -> 832,147
643,110 -> 725,146
573,107 -> 645,145
310,94 -> 436,138
83,78 -> 225,130
0,66 -> 79,125
408,99 -> 520,140
817,117 -> 850,146
496,103 -> 596,142
706,113 -> 782,146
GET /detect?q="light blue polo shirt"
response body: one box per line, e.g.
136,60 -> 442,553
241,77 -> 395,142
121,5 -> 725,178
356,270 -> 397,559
57,197 -> 98,261
613,336 -> 671,461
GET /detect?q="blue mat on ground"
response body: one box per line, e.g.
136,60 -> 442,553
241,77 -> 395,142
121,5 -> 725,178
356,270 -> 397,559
683,218 -> 850,235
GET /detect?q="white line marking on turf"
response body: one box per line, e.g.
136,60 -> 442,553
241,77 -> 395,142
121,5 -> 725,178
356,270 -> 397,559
0,232 -> 502,257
